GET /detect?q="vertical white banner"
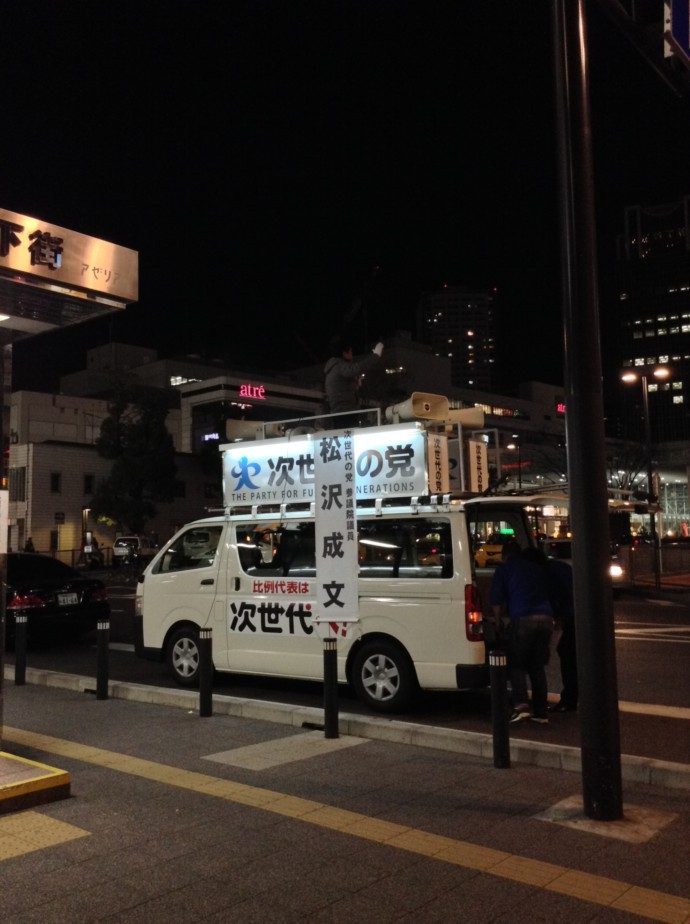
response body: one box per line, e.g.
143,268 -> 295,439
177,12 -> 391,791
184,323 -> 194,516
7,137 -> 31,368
428,433 -> 449,494
0,490 -> 7,554
314,430 -> 359,632
468,440 -> 489,494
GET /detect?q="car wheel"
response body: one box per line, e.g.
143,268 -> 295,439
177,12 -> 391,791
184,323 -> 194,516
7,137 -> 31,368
352,640 -> 416,713
166,625 -> 201,686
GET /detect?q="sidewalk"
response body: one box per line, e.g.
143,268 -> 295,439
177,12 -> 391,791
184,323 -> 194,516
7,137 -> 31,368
1,681 -> 689,921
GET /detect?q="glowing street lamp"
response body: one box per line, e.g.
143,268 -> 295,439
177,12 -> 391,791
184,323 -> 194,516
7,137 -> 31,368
620,365 -> 670,589
506,433 -> 522,490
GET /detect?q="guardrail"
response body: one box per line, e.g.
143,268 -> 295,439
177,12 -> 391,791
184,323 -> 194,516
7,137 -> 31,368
619,544 -> 690,586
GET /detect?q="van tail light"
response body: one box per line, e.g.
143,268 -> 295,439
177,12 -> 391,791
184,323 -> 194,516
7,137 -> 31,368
90,587 -> 108,603
7,592 -> 45,610
464,583 -> 484,641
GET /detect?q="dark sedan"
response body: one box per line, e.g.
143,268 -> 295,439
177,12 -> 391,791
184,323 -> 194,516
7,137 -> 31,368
5,553 -> 110,643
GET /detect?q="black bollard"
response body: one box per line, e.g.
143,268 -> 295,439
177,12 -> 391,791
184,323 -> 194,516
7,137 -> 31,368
199,627 -> 213,717
14,613 -> 27,686
323,637 -> 339,739
96,619 -> 110,700
489,649 -> 511,769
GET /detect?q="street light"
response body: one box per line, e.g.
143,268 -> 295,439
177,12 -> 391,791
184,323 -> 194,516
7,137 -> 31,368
620,365 -> 670,590
506,433 -> 522,490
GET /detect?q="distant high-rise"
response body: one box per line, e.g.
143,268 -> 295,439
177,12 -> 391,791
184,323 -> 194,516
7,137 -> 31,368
416,285 -> 496,390
615,196 -> 690,443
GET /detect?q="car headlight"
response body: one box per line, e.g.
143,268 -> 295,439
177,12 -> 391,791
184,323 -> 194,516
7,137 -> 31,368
609,562 -> 624,579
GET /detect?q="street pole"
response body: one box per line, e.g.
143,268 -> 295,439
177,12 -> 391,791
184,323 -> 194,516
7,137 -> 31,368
640,375 -> 661,590
553,0 -> 623,820
0,345 -> 6,741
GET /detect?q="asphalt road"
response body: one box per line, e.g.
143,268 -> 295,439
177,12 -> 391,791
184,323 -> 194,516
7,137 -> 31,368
6,586 -> 689,766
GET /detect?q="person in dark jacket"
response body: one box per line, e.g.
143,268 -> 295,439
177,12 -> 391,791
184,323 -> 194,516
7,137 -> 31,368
324,337 -> 384,424
490,542 -> 555,725
546,556 -> 577,711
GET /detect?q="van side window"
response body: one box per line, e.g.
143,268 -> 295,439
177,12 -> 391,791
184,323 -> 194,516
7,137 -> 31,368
236,524 -> 316,577
467,510 -> 529,570
154,526 -> 223,573
358,518 -> 452,579
236,518 -> 452,579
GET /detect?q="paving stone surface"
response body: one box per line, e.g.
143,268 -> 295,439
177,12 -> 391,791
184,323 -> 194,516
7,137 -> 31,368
0,683 -> 688,922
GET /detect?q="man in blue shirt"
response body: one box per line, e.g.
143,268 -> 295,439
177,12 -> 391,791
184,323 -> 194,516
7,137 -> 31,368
490,541 -> 554,725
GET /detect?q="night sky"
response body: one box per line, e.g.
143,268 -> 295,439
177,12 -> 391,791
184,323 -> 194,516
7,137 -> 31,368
3,1 -> 690,393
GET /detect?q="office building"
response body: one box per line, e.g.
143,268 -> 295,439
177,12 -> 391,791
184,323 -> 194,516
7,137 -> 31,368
616,195 -> 690,443
417,285 -> 496,391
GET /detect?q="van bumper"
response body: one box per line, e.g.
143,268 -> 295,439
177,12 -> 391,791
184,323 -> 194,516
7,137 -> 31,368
456,663 -> 489,689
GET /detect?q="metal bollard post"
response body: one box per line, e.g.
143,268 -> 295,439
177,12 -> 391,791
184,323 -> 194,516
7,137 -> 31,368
323,637 -> 339,739
198,628 -> 213,717
96,619 -> 110,700
489,649 -> 511,769
14,614 -> 27,686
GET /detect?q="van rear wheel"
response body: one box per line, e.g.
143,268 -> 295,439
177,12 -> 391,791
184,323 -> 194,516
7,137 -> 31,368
167,625 -> 201,686
352,641 -> 416,713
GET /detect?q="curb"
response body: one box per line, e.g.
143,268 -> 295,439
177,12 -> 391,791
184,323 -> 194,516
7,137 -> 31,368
5,665 -> 690,792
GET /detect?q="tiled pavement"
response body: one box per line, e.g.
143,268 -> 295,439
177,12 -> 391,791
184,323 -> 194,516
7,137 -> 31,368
0,682 -> 688,922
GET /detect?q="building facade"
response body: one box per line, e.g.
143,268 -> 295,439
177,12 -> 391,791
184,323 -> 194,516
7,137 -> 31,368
416,285 -> 496,390
616,196 -> 690,443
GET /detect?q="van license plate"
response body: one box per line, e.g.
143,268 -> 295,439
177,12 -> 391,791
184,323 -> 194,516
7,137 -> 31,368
58,593 -> 79,606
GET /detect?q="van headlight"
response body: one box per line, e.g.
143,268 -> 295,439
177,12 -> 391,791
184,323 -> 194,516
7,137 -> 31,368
609,562 -> 624,580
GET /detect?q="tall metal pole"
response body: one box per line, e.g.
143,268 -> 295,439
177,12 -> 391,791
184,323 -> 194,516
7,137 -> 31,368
641,375 -> 661,590
553,0 -> 623,820
0,345 -> 6,743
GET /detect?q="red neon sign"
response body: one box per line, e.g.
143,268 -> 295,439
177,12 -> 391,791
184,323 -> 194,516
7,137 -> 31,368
556,402 -> 566,415
239,383 -> 266,400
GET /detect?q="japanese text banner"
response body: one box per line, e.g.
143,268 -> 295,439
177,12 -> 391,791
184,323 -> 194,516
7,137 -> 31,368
314,429 -> 359,623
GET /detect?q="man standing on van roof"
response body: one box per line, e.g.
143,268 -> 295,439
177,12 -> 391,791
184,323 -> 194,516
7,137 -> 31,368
489,541 -> 554,726
324,336 -> 384,419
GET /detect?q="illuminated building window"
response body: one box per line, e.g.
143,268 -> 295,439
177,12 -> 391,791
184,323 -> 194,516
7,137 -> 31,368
633,332 -> 643,339
673,395 -> 684,404
658,329 -> 667,336
659,355 -> 669,363
672,381 -> 683,390
648,384 -> 658,392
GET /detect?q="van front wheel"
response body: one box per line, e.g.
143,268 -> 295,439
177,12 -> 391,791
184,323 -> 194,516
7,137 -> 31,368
352,641 -> 416,713
167,626 -> 200,686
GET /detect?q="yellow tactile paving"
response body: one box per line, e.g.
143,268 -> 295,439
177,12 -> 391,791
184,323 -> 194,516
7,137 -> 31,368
4,726 -> 690,923
0,811 -> 88,860
0,751 -> 70,806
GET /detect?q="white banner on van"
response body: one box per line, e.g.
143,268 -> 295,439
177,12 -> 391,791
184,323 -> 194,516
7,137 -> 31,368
221,424 -> 429,507
314,429 -> 359,628
468,439 -> 489,494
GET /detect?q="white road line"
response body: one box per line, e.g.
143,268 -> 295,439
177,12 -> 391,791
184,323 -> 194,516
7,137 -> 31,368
642,598 -> 686,606
618,700 -> 690,721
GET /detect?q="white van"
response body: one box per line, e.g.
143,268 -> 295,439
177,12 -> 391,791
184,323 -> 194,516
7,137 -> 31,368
134,498 -> 487,713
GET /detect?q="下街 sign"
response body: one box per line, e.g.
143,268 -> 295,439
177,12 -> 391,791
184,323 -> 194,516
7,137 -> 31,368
0,207 -> 138,305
